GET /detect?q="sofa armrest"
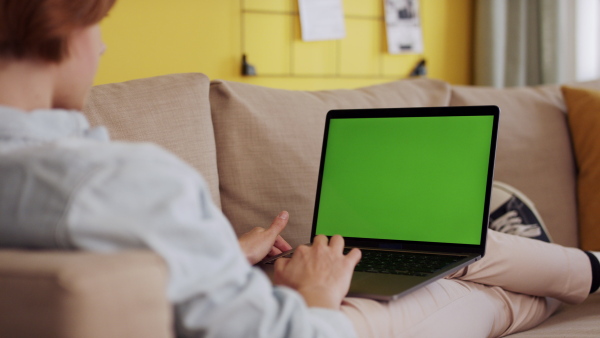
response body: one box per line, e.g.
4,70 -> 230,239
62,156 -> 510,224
0,250 -> 172,338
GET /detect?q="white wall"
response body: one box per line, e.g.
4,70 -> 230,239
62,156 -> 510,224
576,0 -> 600,82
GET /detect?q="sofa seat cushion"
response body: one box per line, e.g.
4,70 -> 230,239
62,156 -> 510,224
506,294 -> 600,337
210,78 -> 451,247
84,73 -> 221,207
450,85 -> 578,247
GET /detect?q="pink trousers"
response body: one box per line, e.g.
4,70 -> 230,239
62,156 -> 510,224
340,230 -> 592,338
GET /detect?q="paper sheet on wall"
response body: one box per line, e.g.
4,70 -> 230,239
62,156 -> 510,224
384,0 -> 424,54
298,0 -> 346,41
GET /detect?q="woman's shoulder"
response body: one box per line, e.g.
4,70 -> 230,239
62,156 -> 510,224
2,138 -> 200,184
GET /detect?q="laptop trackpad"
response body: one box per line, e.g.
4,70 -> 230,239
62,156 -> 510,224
348,271 -> 426,300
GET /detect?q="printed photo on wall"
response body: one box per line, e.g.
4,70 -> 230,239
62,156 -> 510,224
299,0 -> 346,42
384,0 -> 424,54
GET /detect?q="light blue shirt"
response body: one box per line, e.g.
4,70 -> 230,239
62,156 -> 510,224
0,106 -> 357,338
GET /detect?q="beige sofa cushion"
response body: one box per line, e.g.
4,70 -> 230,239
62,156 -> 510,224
0,250 -> 170,338
450,86 -> 578,247
210,78 -> 451,247
506,294 -> 600,337
84,73 -> 221,207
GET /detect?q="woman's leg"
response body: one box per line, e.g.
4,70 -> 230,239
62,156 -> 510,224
340,230 -> 592,337
341,279 -> 561,338
449,230 -> 591,304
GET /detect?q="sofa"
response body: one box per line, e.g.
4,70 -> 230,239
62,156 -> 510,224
0,73 -> 599,337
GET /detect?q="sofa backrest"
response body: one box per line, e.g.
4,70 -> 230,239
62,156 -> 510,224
83,73 -> 221,208
209,78 -> 452,247
82,72 -> 589,249
450,85 -> 577,247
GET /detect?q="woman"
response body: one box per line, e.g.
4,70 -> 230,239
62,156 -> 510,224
0,0 -> 598,337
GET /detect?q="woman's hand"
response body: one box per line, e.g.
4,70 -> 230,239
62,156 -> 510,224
273,235 -> 361,310
238,211 -> 293,265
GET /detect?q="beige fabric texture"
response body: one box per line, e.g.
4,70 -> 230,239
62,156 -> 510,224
0,250 -> 171,338
84,73 -> 221,207
210,78 -> 451,247
507,294 -> 600,337
450,85 -> 578,247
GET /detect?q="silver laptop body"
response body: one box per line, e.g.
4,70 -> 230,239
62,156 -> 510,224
261,105 -> 500,301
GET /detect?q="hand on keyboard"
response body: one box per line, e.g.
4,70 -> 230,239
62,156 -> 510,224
272,235 -> 361,309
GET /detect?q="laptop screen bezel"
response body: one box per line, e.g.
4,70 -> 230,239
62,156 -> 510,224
310,106 -> 500,256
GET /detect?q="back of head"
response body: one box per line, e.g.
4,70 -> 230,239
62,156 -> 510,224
0,0 -> 117,63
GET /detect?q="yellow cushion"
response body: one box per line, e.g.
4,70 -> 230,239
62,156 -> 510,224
562,86 -> 600,250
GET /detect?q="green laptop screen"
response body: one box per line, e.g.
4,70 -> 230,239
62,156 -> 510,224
315,115 -> 494,245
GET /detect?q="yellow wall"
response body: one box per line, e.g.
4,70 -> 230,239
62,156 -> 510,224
96,0 -> 473,90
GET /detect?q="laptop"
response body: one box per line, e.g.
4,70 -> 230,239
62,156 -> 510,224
261,106 -> 500,301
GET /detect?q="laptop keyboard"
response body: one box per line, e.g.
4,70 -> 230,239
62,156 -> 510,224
266,249 -> 464,277
346,249 -> 463,277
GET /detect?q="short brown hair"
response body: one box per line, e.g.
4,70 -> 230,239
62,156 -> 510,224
0,0 -> 117,62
